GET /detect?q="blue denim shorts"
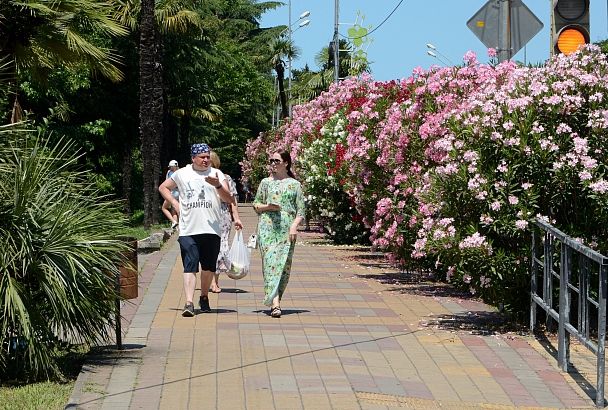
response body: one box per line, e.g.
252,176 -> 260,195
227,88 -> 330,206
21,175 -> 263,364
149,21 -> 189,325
178,234 -> 221,273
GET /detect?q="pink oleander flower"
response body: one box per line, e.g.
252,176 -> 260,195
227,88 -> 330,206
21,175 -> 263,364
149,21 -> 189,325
521,182 -> 533,190
579,171 -> 592,181
459,232 -> 487,249
590,180 -> 608,194
480,214 -> 493,225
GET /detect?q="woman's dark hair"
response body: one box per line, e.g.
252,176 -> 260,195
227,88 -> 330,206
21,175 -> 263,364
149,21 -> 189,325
277,150 -> 296,179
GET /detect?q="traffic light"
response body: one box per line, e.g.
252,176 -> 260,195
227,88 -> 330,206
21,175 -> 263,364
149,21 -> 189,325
551,0 -> 590,55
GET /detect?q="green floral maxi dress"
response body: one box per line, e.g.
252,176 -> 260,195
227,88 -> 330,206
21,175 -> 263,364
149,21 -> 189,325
254,177 -> 306,306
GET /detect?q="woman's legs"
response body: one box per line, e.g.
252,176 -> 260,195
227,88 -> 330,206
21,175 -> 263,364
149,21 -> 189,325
271,295 -> 280,308
162,200 -> 178,227
270,295 -> 281,317
210,273 -> 221,293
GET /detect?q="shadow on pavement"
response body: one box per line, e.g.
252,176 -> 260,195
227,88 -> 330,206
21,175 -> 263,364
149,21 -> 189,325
218,288 -> 249,293
83,344 -> 147,367
534,331 -> 599,403
421,311 -> 509,335
253,309 -> 310,316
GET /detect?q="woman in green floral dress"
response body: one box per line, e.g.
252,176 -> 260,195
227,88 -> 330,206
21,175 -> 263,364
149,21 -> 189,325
253,151 -> 305,318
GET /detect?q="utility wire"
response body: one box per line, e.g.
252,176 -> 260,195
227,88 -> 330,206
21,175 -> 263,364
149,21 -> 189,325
339,0 -> 405,40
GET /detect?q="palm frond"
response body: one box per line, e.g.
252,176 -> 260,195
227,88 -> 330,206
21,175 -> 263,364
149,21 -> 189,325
8,0 -> 128,82
0,128 -> 129,379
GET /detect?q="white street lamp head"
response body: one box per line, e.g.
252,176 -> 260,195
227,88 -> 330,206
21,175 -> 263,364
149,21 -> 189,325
426,43 -> 436,50
427,50 -> 437,58
299,10 -> 310,19
298,19 -> 310,28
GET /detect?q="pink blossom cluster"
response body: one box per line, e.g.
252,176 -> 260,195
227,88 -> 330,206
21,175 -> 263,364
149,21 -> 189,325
241,45 -> 608,309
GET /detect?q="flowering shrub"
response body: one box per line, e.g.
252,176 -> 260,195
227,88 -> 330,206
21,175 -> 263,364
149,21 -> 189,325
241,45 -> 608,314
299,115 -> 367,243
416,46 -> 608,310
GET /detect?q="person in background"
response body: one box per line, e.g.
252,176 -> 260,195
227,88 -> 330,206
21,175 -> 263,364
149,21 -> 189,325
242,181 -> 252,202
162,160 -> 179,229
158,143 -> 236,317
209,151 -> 242,293
253,150 -> 305,318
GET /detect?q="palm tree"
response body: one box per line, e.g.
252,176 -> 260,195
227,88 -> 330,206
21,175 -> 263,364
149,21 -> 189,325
268,37 -> 299,120
112,0 -> 203,227
291,40 -> 371,103
138,0 -> 164,227
0,0 -> 128,122
0,126 -> 129,379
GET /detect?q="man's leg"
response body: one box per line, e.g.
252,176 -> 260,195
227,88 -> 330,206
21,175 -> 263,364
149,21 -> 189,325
184,272 -> 197,304
198,270 -> 213,312
200,270 -> 214,299
178,236 -> 199,316
197,234 -> 221,312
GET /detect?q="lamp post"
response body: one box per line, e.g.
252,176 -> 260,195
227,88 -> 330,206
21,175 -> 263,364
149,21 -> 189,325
426,43 -> 453,66
287,6 -> 310,116
333,0 -> 339,84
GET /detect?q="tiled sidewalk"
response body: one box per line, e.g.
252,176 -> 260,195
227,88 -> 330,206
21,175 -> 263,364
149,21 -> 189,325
67,204 -> 597,409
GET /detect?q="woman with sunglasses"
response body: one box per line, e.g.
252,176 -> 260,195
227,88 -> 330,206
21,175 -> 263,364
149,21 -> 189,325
253,151 -> 305,318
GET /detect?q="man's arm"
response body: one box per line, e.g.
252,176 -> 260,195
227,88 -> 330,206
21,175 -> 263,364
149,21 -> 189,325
159,179 -> 180,213
217,182 -> 236,204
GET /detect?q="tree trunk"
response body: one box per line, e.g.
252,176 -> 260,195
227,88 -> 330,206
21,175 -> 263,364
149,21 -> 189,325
122,143 -> 133,216
275,63 -> 289,120
139,0 -> 163,228
161,89 -> 177,168
179,112 -> 191,162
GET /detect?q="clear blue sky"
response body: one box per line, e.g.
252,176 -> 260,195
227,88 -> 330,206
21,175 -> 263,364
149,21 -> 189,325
260,0 -> 608,81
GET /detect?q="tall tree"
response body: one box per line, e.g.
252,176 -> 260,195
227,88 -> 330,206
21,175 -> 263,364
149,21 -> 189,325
138,0 -> 163,227
113,0 -> 202,227
267,37 -> 298,120
0,0 -> 127,123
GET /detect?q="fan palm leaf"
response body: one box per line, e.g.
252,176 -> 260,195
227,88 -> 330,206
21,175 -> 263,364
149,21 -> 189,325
6,0 -> 129,82
0,127 -> 129,379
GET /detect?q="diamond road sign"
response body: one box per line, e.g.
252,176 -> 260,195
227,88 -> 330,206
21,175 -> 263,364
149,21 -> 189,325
467,0 -> 543,56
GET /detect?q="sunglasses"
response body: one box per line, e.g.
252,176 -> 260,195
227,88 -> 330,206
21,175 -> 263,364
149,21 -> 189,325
269,159 -> 282,164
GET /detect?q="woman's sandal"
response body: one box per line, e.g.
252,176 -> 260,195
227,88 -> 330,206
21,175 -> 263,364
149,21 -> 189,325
270,306 -> 281,318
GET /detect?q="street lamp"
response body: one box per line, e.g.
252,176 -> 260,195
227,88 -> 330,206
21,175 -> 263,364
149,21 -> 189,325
425,43 -> 453,66
287,4 -> 311,116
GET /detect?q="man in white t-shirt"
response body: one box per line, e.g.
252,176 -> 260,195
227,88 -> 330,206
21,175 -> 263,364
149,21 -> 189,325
159,143 -> 237,317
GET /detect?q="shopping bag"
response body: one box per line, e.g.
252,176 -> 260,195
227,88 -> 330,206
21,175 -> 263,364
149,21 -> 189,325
226,231 -> 250,280
247,233 -> 258,249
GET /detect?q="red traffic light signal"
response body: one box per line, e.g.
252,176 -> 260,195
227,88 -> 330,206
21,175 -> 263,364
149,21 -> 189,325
552,0 -> 590,55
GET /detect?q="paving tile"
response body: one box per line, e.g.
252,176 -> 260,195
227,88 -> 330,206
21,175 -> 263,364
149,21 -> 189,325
67,205 -> 599,410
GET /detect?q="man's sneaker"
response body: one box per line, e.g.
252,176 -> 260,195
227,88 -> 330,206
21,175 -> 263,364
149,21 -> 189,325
199,295 -> 211,312
182,303 -> 195,317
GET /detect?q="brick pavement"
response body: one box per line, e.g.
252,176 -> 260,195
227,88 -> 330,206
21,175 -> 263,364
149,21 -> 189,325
67,204 -> 598,409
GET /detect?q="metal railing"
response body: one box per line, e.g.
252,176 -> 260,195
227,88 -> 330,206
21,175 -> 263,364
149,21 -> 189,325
530,219 -> 608,407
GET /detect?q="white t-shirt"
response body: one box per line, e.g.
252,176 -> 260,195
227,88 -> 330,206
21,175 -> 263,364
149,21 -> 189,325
171,164 -> 226,237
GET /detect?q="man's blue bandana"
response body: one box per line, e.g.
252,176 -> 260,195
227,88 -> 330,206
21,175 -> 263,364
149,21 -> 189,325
191,143 -> 210,156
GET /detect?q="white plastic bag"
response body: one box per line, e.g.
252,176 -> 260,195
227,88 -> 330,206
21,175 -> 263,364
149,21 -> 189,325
247,233 -> 258,249
226,230 -> 250,280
